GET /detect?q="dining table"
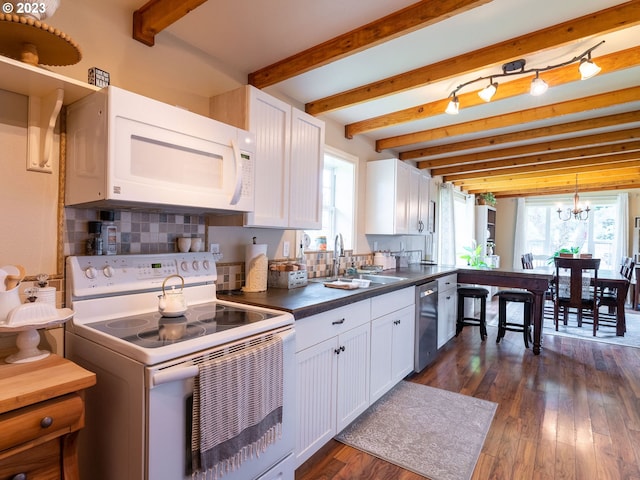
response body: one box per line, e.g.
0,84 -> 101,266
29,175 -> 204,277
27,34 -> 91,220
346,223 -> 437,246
457,264 -> 630,355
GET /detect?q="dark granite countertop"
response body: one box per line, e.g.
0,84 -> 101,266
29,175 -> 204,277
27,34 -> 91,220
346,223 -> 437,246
217,264 -> 459,319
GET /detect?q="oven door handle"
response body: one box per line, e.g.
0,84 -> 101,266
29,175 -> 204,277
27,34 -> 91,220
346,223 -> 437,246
151,365 -> 199,387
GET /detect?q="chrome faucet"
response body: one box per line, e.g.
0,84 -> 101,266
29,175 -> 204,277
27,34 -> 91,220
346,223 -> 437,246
332,233 -> 344,278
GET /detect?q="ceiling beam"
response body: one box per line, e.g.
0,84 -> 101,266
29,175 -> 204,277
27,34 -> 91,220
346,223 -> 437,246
133,0 -> 208,46
429,127 -> 640,175
306,1 -> 640,115
443,151 -> 640,181
376,85 -> 640,151
248,0 -> 491,89
409,111 -> 640,163
461,166 -> 640,194
450,155 -> 640,186
346,46 -> 640,138
486,178 -> 640,197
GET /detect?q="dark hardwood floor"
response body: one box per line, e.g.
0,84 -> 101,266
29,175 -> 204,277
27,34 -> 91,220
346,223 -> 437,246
296,302 -> 640,480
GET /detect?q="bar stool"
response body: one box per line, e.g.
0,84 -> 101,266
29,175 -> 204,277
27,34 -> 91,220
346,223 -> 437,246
456,286 -> 489,340
494,290 -> 534,348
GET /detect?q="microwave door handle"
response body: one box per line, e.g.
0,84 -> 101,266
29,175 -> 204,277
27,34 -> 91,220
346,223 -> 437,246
229,139 -> 243,205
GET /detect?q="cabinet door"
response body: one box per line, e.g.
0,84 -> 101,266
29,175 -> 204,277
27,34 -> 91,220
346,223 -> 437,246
418,173 -> 430,232
335,322 -> 370,432
289,108 -> 324,229
369,313 -> 394,403
245,88 -> 291,228
366,159 -> 411,235
438,287 -> 458,348
391,305 -> 415,384
295,337 -> 338,467
395,161 -> 411,234
370,305 -> 415,403
408,168 -> 422,234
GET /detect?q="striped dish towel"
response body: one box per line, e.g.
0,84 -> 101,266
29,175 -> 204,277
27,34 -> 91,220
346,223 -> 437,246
191,334 -> 283,479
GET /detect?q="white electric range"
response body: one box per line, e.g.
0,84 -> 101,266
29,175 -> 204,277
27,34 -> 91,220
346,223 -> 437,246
65,252 -> 295,480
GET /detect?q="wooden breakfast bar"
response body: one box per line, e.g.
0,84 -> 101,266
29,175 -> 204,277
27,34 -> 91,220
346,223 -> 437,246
457,267 -> 553,355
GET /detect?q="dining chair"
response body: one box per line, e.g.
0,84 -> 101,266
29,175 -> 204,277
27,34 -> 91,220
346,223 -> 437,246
521,253 -> 534,269
553,257 -> 601,336
599,257 -> 634,331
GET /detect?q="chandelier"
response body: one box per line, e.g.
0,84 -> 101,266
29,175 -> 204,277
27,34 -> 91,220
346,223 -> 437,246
557,174 -> 590,221
445,41 -> 604,115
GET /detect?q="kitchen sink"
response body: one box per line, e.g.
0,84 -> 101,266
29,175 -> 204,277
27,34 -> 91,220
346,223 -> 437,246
357,274 -> 407,284
309,274 -> 407,285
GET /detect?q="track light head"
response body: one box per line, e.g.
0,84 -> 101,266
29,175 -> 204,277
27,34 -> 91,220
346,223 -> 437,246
579,57 -> 601,79
478,81 -> 498,102
445,94 -> 459,114
530,73 -> 548,96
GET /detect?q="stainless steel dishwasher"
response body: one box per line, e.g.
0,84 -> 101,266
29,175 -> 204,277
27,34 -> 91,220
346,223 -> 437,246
415,281 -> 438,372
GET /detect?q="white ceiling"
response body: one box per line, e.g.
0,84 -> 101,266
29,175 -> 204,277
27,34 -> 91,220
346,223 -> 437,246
130,0 -> 640,196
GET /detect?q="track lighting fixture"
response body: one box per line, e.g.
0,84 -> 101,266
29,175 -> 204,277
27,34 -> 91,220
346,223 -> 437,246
445,40 -> 604,114
579,53 -> 602,79
529,72 -> 548,96
478,81 -> 498,102
445,93 -> 459,114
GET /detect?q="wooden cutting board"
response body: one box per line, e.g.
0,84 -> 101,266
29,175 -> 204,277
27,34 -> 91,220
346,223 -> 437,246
324,281 -> 359,290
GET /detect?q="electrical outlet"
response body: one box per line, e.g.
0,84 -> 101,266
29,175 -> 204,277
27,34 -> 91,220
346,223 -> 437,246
210,243 -> 220,254
283,241 -> 290,258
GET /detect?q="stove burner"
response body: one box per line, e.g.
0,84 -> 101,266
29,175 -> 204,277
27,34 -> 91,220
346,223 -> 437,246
138,317 -> 206,344
105,318 -> 150,329
196,309 -> 266,326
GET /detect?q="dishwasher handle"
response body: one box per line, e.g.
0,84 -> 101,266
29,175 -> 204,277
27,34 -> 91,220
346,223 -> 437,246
420,288 -> 437,298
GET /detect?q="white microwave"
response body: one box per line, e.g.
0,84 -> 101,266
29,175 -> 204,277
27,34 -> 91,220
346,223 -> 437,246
66,86 -> 255,214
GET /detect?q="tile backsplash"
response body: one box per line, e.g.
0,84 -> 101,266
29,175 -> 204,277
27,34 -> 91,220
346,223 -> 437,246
64,208 -> 205,256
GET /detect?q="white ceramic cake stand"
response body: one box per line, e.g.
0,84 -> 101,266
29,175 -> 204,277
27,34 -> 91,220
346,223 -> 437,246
0,307 -> 73,363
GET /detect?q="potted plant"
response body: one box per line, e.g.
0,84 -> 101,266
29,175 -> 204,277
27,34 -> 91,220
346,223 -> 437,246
476,192 -> 496,207
460,243 -> 487,268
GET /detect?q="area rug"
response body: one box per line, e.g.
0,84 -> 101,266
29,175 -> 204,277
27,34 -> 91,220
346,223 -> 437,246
541,306 -> 640,348
488,301 -> 640,348
335,381 -> 497,480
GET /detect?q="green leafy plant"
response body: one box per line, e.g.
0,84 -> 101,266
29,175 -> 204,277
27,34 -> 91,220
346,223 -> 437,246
460,243 -> 487,267
476,192 -> 496,206
547,246 -> 580,264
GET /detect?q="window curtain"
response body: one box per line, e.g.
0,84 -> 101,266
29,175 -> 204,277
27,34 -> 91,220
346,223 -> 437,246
439,183 -> 456,265
512,197 -> 526,269
614,192 -> 629,264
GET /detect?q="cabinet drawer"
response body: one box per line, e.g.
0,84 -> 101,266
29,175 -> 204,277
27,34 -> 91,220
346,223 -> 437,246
438,274 -> 457,293
0,393 -> 83,452
295,300 -> 370,352
371,287 -> 414,319
0,437 -> 61,479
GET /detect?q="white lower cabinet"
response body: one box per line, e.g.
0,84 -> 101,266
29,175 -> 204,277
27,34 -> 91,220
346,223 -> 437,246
369,288 -> 415,403
294,300 -> 370,468
437,274 -> 458,348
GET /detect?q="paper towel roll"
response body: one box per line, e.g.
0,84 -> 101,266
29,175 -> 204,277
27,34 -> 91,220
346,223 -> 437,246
243,244 -> 268,292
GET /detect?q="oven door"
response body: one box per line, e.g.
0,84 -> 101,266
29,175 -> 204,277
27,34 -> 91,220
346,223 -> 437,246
146,328 -> 295,480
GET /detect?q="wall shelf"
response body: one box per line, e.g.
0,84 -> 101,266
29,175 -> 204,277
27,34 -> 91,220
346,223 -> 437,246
1,55 -> 99,173
0,55 -> 99,104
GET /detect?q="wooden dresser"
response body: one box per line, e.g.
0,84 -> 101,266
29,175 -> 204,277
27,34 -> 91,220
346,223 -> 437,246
0,353 -> 96,480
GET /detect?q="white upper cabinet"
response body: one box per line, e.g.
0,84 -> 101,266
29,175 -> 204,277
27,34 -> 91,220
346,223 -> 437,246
366,158 -> 429,235
408,168 -> 430,234
210,85 -> 325,229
